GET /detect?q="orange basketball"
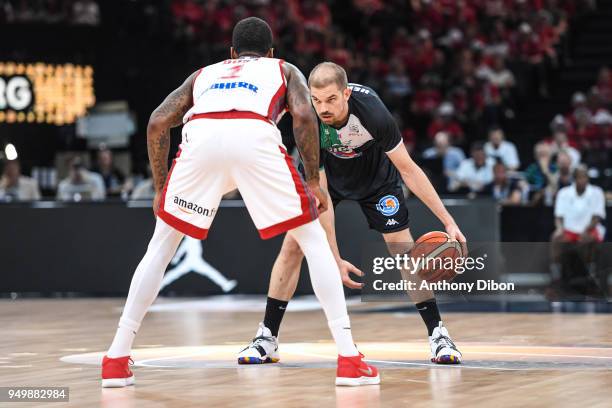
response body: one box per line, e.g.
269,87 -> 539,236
412,231 -> 463,282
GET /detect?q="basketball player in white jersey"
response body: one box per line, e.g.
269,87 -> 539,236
101,17 -> 379,387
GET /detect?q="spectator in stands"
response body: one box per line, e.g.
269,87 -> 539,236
57,157 -> 105,201
480,161 -> 524,204
127,165 -> 154,200
553,150 -> 574,193
569,107 -> 598,150
511,22 -> 549,98
595,66 -> 612,106
131,179 -> 155,200
422,131 -> 465,190
553,165 -> 606,243
482,54 -> 516,91
477,54 -> 516,117
384,58 -> 412,105
450,141 -> 494,193
91,148 -> 125,197
411,76 -> 442,117
546,119 -> 581,167
549,165 -> 606,299
565,91 -> 587,128
484,127 -> 520,170
592,110 -> 612,149
427,102 -> 464,144
72,0 -> 100,26
0,159 -> 41,201
525,142 -> 556,204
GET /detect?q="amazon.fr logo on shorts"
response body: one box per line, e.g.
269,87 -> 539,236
174,196 -> 216,217
376,195 -> 400,216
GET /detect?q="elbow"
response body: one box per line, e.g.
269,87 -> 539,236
147,114 -> 167,137
291,106 -> 317,127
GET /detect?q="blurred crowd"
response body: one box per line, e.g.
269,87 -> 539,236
416,60 -> 611,207
0,0 -> 100,25
1,0 -> 609,212
0,147 -> 155,201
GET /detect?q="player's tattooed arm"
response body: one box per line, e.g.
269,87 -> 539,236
282,62 -> 320,183
147,71 -> 197,193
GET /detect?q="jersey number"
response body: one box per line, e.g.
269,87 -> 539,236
220,64 -> 244,79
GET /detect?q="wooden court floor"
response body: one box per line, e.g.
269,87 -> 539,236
1,298 -> 611,407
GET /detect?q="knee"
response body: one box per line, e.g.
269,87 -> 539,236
284,238 -> 304,257
278,237 -> 304,265
385,241 -> 414,257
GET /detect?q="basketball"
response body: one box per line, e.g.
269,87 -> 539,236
412,231 -> 463,283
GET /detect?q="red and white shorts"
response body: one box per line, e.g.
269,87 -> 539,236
157,114 -> 318,240
563,227 -> 605,243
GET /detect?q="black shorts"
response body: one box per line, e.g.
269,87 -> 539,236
331,185 -> 410,234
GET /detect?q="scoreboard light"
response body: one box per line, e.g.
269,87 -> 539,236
0,62 -> 95,126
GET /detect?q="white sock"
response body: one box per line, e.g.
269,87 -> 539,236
107,219 -> 184,358
289,220 -> 359,357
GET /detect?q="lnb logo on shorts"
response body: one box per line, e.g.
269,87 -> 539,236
376,195 -> 400,216
173,196 -> 216,217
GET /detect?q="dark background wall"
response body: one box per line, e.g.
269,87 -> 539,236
0,199 -> 501,296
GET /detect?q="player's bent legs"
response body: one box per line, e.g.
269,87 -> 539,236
268,233 -> 304,301
382,228 -> 435,304
107,218 -> 185,358
288,219 -> 359,357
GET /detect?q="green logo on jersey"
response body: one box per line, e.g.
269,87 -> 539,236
319,122 -> 342,149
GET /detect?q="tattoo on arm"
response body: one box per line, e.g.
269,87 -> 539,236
147,71 -> 197,192
148,127 -> 171,192
284,63 -> 320,182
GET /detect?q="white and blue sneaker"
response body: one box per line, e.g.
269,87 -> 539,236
429,322 -> 462,364
237,323 -> 280,364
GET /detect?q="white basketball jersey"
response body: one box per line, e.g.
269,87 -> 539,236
184,57 -> 287,124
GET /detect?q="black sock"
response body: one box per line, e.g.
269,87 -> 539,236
263,297 -> 288,337
415,299 -> 442,336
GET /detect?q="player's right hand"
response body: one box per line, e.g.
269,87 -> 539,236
339,259 -> 364,289
152,191 -> 161,217
307,180 -> 329,213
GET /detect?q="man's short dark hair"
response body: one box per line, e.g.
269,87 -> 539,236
232,17 -> 273,56
308,62 -> 348,90
471,141 -> 485,152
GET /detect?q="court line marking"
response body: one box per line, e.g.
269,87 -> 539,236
283,350 -> 533,371
464,351 -> 612,360
137,351 -> 216,366
375,347 -> 612,360
62,343 -> 612,371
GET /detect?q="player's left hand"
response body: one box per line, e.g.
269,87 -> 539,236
339,259 -> 364,289
445,223 -> 468,257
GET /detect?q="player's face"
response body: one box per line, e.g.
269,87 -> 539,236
575,171 -> 588,190
310,84 -> 351,126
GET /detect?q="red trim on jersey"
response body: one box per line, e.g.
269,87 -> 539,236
267,60 -> 287,122
189,111 -> 272,124
258,146 -> 318,240
157,148 -> 209,240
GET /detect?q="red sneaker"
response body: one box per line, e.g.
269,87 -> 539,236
101,355 -> 135,388
335,353 -> 380,386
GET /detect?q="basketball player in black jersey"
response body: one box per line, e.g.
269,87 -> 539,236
238,62 -> 466,365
